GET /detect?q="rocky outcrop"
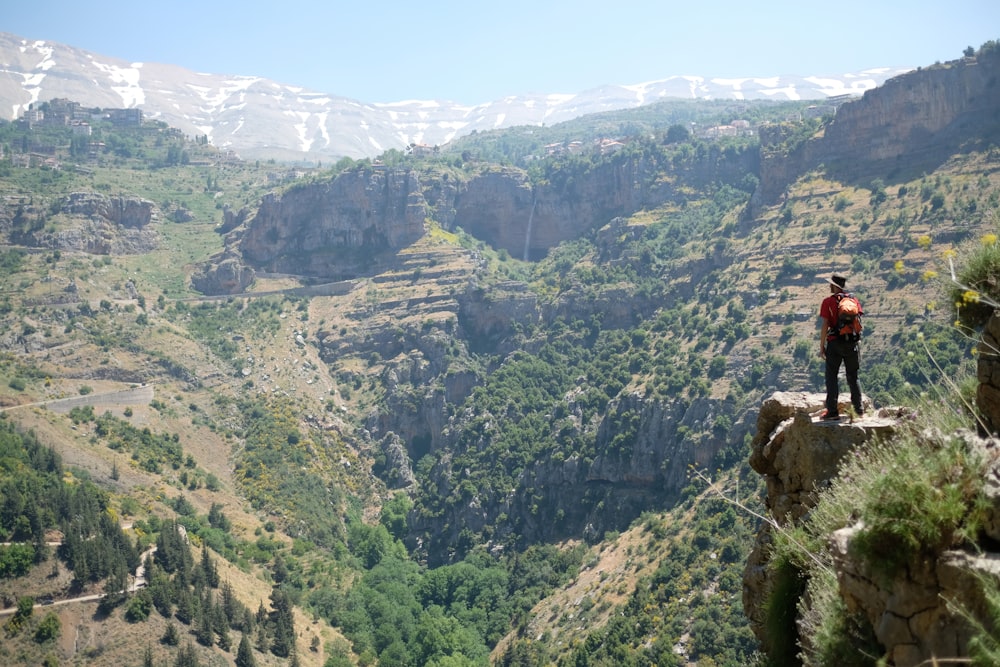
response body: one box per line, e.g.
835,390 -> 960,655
60,192 -> 156,228
977,312 -> 1000,434
217,205 -> 251,234
409,388 -> 753,564
745,391 -> 1000,666
239,169 -> 428,278
190,249 -> 256,294
588,392 -> 733,490
7,191 -> 160,254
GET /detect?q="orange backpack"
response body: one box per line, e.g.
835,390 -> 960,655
836,293 -> 863,340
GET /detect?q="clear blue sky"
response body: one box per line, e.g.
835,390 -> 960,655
4,0 -> 998,104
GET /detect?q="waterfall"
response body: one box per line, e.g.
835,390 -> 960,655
523,194 -> 537,262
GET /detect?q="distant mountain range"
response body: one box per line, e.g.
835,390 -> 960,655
0,32 -> 913,162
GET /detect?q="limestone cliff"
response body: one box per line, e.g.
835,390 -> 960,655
745,391 -> 1000,666
749,48 -> 1000,215
1,191 -> 159,254
239,169 -> 428,278
195,145 -> 756,292
402,389 -> 753,564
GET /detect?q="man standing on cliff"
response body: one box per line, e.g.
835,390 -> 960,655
819,273 -> 864,420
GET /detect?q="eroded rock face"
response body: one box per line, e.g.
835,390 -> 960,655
61,192 -> 156,228
240,169 -> 428,278
14,192 -> 160,254
745,390 -> 1000,666
190,250 -> 256,294
751,51 -> 1000,214
748,392 -> 886,524
977,312 -> 1000,434
744,391 -> 894,656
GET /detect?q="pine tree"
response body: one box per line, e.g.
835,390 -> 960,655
175,586 -> 195,625
269,587 -> 295,657
219,581 -> 238,628
199,547 -> 219,588
213,601 -> 231,651
174,641 -> 200,667
142,645 -> 154,667
161,620 -> 180,646
196,603 -> 214,647
255,623 -> 269,653
235,634 -> 257,667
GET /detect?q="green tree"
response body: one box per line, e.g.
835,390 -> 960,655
665,124 -> 692,144
162,620 -> 181,646
174,641 -> 200,667
125,589 -> 153,622
269,587 -> 296,657
236,633 -> 257,667
34,611 -> 61,643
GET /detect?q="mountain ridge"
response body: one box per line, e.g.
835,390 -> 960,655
0,31 -> 912,162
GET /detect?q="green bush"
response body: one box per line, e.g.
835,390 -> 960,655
950,232 -> 1000,328
848,434 -> 985,579
34,611 -> 61,643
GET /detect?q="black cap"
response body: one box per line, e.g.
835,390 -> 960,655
827,273 -> 847,289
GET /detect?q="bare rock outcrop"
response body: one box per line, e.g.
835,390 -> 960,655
745,390 -> 1000,666
239,169 -> 427,278
977,311 -> 1000,434
190,249 -> 256,294
60,192 -> 156,228
10,191 -> 160,254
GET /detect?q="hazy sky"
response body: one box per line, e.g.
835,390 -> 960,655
4,0 -> 998,104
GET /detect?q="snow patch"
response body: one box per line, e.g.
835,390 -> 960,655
87,57 -> 145,107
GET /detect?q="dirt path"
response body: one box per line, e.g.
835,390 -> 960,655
0,384 -> 154,414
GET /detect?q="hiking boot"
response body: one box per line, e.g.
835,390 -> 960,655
820,410 -> 841,421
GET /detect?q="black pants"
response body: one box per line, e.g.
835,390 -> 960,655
825,337 -> 862,414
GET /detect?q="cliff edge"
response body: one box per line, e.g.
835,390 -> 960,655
744,391 -> 1000,666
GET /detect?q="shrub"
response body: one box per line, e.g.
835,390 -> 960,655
951,232 -> 1000,328
848,434 -> 985,578
34,611 -> 61,643
125,589 -> 153,622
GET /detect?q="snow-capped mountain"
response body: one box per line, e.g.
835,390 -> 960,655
0,32 -> 912,162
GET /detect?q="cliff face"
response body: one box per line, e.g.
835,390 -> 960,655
0,191 -> 159,254
451,159 -> 654,260
745,391 -> 1000,666
197,146 -> 756,292
751,50 -> 1000,214
398,388 -> 754,564
239,169 -> 428,277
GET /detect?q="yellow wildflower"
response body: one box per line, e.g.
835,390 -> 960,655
894,260 -> 905,274
917,235 -> 932,248
921,270 -> 938,282
963,290 -> 981,304
982,233 -> 998,246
